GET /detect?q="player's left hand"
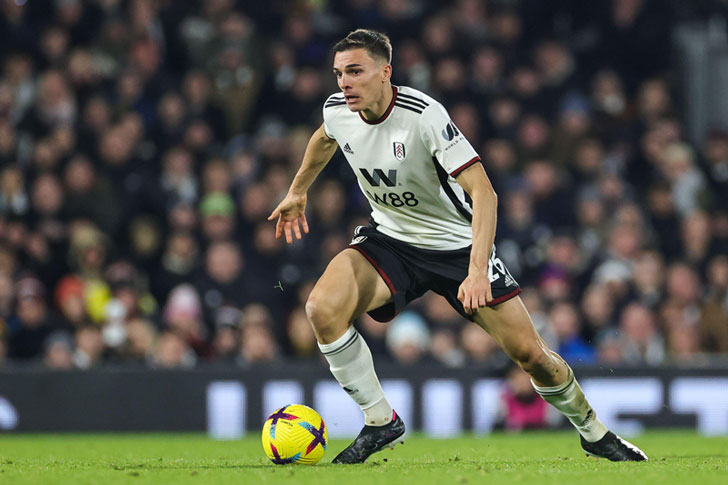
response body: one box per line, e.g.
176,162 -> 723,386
457,272 -> 493,316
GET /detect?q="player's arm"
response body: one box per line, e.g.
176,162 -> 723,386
268,123 -> 338,243
454,163 -> 498,314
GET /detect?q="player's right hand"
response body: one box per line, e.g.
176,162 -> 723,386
267,193 -> 309,244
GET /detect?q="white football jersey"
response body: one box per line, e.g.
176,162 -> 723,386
323,85 -> 480,250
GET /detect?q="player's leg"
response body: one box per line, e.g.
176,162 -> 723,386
307,247 -> 406,464
305,248 -> 394,426
473,297 -> 647,461
472,297 -> 602,432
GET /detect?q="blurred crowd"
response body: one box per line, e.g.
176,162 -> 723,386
0,0 -> 727,371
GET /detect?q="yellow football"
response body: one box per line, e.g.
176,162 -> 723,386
261,404 -> 328,465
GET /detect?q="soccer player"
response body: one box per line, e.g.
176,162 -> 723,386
269,29 -> 648,464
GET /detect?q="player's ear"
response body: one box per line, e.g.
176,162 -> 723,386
382,64 -> 392,83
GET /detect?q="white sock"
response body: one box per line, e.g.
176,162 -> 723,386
532,368 -> 608,442
318,326 -> 393,426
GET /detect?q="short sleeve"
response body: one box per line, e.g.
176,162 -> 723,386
323,94 -> 344,140
323,108 -> 336,140
420,103 -> 480,177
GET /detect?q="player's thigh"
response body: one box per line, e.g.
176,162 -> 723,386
471,296 -> 551,362
308,248 -> 393,322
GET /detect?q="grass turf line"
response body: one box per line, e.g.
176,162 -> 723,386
0,431 -> 726,484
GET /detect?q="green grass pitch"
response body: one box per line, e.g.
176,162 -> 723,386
1,431 -> 726,484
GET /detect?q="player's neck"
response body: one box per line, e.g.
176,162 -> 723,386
361,84 -> 394,122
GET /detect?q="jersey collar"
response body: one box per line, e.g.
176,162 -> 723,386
359,85 -> 398,125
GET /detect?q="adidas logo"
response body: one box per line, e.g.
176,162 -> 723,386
343,143 -> 354,154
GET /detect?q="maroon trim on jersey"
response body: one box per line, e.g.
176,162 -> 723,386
359,86 -> 398,125
450,156 -> 481,178
486,287 -> 521,307
348,245 -> 397,295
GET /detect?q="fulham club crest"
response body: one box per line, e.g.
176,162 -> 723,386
393,142 -> 406,161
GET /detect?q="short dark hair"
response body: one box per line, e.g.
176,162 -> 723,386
332,29 -> 392,64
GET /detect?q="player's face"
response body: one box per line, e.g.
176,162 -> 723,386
332,48 -> 390,112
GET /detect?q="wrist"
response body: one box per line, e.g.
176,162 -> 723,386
288,188 -> 307,198
468,265 -> 488,276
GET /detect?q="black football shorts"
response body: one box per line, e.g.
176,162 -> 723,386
348,225 -> 521,322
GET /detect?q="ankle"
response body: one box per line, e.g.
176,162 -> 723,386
363,398 -> 393,426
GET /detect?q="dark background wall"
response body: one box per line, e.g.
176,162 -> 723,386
1,365 -> 727,437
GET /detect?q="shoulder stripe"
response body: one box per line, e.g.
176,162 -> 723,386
397,92 -> 429,107
325,101 -> 347,108
395,97 -> 428,111
396,97 -> 428,110
394,102 -> 422,114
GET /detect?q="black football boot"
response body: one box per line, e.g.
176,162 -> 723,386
332,411 -> 405,464
581,431 -> 649,461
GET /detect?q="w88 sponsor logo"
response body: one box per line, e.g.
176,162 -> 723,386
365,190 -> 419,207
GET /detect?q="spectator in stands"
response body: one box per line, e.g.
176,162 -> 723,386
524,160 -> 574,229
660,142 -> 707,217
72,325 -> 104,369
237,304 -> 279,365
105,261 -> 155,324
666,317 -> 701,363
632,251 -> 665,309
460,321 -> 504,366
199,192 -> 236,242
595,329 -> 625,364
209,305 -> 241,363
151,92 -> 188,153
159,146 -> 199,209
7,277 -> 57,361
356,312 -> 390,359
287,307 -> 317,359
646,180 -> 682,259
386,311 -> 431,366
430,327 -> 466,368
150,330 -> 196,369
0,166 -> 28,216
662,263 -> 702,320
548,302 -> 596,365
238,182 -> 274,236
201,158 -> 233,197
29,173 -> 66,245
63,158 -> 120,239
127,215 -> 163,269
54,275 -> 88,329
580,284 -> 616,342
195,240 -> 248,327
183,70 -> 229,140
701,130 -> 728,210
496,365 -> 562,431
43,331 -> 74,370
0,336 -> 6,366
618,303 -> 665,365
163,284 -> 208,358
121,318 -> 157,365
698,256 -> 728,352
574,187 -> 607,263
151,231 -> 199,303
680,210 -> 712,269
0,272 -> 14,322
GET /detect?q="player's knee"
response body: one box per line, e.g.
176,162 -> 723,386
305,295 -> 341,335
513,345 -> 551,376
